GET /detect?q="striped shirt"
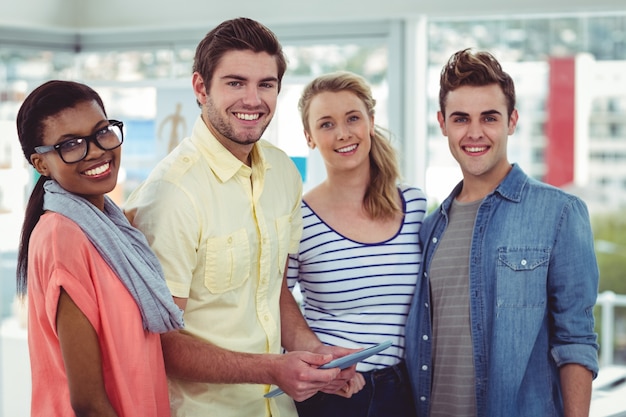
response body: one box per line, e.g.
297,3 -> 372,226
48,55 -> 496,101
287,185 -> 427,371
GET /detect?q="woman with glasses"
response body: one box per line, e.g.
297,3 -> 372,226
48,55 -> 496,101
15,80 -> 184,417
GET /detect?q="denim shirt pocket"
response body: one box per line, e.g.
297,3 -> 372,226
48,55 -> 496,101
204,229 -> 251,294
496,247 -> 550,308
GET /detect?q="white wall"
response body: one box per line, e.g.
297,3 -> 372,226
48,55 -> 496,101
1,317 -> 29,417
1,0 -> 76,29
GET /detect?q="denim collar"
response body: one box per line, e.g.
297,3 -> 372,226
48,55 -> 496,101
441,163 -> 528,214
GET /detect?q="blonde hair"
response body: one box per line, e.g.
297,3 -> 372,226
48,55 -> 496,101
298,71 -> 402,220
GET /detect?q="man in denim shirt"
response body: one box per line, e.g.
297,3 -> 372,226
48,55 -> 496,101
405,48 -> 599,417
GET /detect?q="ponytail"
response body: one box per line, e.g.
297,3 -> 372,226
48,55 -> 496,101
16,174 -> 47,296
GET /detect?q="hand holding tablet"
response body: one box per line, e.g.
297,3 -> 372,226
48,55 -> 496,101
264,340 -> 393,398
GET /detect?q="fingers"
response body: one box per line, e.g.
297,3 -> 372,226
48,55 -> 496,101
276,351 -> 368,402
341,372 -> 366,397
301,352 -> 334,368
320,371 -> 366,398
274,352 -> 342,401
336,364 -> 357,381
351,372 -> 366,391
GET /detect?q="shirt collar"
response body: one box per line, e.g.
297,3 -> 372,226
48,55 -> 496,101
493,163 -> 527,203
441,163 -> 527,213
189,116 -> 270,182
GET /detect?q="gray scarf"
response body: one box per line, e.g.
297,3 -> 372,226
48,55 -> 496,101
43,180 -> 184,333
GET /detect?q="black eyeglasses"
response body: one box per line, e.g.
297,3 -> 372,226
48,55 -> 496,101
34,120 -> 124,164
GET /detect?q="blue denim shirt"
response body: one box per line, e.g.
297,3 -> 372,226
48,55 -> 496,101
405,164 -> 599,417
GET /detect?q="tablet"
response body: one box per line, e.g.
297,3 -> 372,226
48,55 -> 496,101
264,340 -> 393,398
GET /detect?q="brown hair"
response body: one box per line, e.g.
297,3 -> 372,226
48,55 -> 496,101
439,48 -> 516,119
193,17 -> 287,94
298,71 -> 402,220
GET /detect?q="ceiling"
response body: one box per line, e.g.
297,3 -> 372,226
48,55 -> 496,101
2,0 -> 626,32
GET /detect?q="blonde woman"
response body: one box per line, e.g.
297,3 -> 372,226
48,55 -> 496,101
288,71 -> 426,417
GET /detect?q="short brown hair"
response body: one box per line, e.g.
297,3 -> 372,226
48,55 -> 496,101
439,48 -> 516,119
193,17 -> 287,93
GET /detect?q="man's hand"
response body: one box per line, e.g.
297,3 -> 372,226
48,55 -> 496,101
269,351 -> 341,402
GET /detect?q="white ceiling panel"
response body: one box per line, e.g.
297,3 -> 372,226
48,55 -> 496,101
2,0 -> 626,31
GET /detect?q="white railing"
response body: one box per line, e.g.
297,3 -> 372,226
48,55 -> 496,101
597,290 -> 626,368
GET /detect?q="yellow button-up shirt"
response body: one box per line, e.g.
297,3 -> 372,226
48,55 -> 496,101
125,116 -> 303,417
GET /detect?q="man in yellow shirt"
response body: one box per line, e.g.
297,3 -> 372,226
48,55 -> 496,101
124,17 -> 356,417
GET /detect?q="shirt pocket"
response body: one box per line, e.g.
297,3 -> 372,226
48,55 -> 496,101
496,247 -> 550,308
204,229 -> 250,294
275,214 -> 291,276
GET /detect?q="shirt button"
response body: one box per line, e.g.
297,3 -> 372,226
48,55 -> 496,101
421,365 -> 428,371
422,335 -> 429,341
420,396 -> 426,402
521,259 -> 527,266
424,302 -> 429,308
432,237 -> 438,244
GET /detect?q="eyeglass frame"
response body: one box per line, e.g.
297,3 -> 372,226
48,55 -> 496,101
33,120 -> 124,164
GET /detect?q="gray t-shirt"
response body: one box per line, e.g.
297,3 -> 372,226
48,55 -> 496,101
429,198 -> 481,417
